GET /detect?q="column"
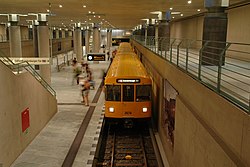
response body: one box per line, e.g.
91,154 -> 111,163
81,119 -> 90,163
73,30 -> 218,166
73,28 -> 77,55
146,19 -> 155,45
155,24 -> 159,50
74,23 -> 82,61
28,25 -> 33,40
93,23 -> 100,53
107,29 -> 112,52
85,28 -> 90,54
8,14 -> 22,58
139,25 -> 145,41
158,12 -> 170,51
61,29 -> 65,38
37,14 -> 51,84
32,20 -> 39,69
55,29 -> 59,39
202,0 -> 229,65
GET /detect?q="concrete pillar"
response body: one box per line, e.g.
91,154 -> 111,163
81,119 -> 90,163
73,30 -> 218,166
32,21 -> 39,70
202,0 -> 229,65
74,26 -> 82,61
158,12 -> 170,51
55,29 -> 59,39
73,29 -> 77,54
28,25 -> 33,40
146,19 -> 155,45
85,29 -> 90,54
93,24 -> 100,53
37,14 -> 51,84
8,14 -> 22,58
32,21 -> 39,57
61,29 -> 65,38
155,25 -> 159,49
107,29 -> 112,52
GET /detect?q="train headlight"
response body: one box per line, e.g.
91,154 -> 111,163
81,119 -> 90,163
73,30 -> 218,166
109,107 -> 114,112
142,107 -> 147,113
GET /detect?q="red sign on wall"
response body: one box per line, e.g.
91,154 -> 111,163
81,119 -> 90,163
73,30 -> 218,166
21,108 -> 30,132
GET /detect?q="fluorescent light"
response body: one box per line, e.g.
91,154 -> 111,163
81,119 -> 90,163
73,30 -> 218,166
171,11 -> 181,15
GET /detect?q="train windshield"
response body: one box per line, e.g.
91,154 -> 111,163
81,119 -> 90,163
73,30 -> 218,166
123,85 -> 134,101
106,85 -> 121,101
136,85 -> 151,101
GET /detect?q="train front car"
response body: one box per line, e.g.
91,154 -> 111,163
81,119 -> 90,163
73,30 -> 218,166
104,43 -> 152,123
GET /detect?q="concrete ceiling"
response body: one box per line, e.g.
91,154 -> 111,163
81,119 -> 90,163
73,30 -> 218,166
0,0 -> 247,30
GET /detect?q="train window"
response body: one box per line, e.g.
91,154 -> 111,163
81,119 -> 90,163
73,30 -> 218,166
136,85 -> 151,101
123,85 -> 134,101
106,85 -> 121,101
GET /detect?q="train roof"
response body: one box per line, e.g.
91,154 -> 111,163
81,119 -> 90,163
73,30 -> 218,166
106,52 -> 150,82
117,42 -> 134,54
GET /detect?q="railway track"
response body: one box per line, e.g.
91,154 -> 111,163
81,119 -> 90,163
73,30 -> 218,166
93,121 -> 161,167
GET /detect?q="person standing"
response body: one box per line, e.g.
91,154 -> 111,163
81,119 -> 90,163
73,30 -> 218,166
72,59 -> 81,85
82,79 -> 90,106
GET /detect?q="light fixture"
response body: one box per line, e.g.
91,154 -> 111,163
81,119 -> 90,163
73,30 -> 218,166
88,11 -> 91,13
59,4 -> 63,8
188,0 -> 192,4
71,20 -> 73,22
109,107 -> 114,112
197,9 -> 201,12
83,5 -> 86,8
172,16 -> 175,19
93,15 -> 96,17
171,11 -> 181,15
98,16 -> 101,18
142,107 -> 147,113
170,7 -> 173,10
92,12 -> 95,14
46,9 -> 50,12
181,14 -> 184,16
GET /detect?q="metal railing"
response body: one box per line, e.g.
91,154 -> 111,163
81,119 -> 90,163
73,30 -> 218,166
132,35 -> 250,113
0,50 -> 56,97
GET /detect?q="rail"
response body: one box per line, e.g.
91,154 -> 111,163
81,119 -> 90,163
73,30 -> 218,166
0,50 -> 56,97
132,35 -> 250,113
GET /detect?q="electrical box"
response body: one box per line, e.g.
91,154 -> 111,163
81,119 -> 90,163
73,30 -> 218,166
21,108 -> 30,132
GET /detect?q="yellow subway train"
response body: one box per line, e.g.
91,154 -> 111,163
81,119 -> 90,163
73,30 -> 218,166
104,42 -> 152,121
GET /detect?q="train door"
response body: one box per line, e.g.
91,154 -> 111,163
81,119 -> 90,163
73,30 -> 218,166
122,85 -> 134,116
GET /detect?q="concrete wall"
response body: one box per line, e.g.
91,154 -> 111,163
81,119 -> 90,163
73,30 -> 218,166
0,37 -> 73,58
131,40 -> 250,167
170,4 -> 250,44
170,16 -> 204,40
170,4 -> 250,60
0,62 -> 57,167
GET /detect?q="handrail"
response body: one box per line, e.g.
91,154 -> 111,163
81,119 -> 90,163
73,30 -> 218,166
0,51 -> 56,97
132,35 -> 250,113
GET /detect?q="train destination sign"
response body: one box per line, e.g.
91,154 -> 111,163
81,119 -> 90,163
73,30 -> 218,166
87,53 -> 105,61
116,79 -> 140,83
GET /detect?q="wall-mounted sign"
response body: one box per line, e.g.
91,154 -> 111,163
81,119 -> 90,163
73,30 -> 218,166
87,53 -> 105,61
5,57 -> 51,65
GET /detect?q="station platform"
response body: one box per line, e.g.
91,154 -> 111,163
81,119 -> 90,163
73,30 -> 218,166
10,60 -> 110,167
